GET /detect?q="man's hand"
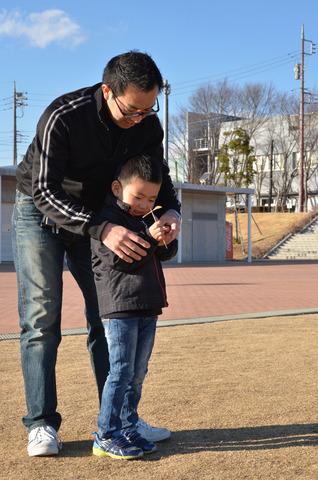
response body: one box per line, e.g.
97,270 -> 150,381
101,223 -> 150,263
157,209 -> 181,244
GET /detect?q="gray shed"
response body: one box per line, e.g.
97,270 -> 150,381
0,166 -> 16,262
173,183 -> 254,264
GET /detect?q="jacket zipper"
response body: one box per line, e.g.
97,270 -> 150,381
152,256 -> 168,307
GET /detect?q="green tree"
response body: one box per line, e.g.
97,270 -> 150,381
219,128 -> 256,245
218,128 -> 256,188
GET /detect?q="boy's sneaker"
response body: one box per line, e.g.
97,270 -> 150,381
136,418 -> 171,442
92,432 -> 143,460
27,425 -> 62,457
123,429 -> 157,454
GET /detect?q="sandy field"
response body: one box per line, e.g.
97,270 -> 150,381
1,315 -> 318,480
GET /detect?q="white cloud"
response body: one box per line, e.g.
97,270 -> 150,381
0,9 -> 86,48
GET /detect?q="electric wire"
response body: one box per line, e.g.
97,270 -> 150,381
172,51 -> 299,88
171,53 -> 299,97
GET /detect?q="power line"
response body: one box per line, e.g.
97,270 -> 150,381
25,103 -> 50,108
171,53 -> 299,97
0,96 -> 13,103
172,51 -> 299,88
26,92 -> 61,97
172,57 -> 298,97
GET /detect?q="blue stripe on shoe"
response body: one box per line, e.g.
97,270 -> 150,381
92,433 -> 143,460
122,430 -> 157,454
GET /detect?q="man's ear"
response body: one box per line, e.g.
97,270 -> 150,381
101,84 -> 111,101
111,180 -> 122,198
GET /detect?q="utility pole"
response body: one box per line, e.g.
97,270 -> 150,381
13,81 -> 27,165
175,160 -> 179,182
13,81 -> 17,166
299,25 -> 305,212
162,79 -> 171,165
268,139 -> 274,212
294,25 -> 316,212
207,117 -> 211,179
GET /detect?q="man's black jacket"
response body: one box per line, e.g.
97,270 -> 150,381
16,83 -> 180,239
91,199 -> 178,317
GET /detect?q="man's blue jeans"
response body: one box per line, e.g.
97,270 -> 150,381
12,190 -> 109,431
98,316 -> 157,437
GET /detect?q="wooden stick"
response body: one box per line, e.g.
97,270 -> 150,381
142,206 -> 167,249
142,205 -> 162,218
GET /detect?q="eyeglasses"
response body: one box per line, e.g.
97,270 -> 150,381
113,95 -> 160,119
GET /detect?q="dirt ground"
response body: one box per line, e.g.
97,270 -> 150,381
1,315 -> 318,480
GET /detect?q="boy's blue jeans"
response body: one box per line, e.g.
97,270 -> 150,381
98,316 -> 157,438
12,190 -> 109,431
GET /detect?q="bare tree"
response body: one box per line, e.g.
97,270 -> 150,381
169,107 -> 190,181
276,94 -> 318,210
269,93 -> 298,210
249,92 -> 299,208
189,79 -> 238,115
183,80 -> 240,184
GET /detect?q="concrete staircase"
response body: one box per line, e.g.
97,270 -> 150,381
266,216 -> 318,260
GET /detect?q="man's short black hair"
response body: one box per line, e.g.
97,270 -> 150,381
102,51 -> 163,96
117,154 -> 163,186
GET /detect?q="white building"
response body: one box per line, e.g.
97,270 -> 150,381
219,113 -> 318,211
178,110 -> 318,212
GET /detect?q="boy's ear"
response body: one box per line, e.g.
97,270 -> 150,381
111,180 -> 121,197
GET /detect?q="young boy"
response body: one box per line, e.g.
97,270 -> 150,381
91,154 -> 178,460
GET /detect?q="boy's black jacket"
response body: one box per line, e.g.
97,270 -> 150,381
16,83 -> 180,239
91,199 -> 178,317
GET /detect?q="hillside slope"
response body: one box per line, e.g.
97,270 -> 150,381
226,212 -> 316,260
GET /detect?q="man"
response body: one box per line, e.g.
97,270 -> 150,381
12,51 -> 181,457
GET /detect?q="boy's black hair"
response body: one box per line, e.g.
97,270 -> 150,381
117,154 -> 163,186
102,51 -> 163,96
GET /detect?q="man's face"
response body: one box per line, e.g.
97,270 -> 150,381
102,84 -> 159,129
112,176 -> 161,217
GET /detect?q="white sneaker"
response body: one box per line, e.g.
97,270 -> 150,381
136,418 -> 171,442
27,425 -> 62,457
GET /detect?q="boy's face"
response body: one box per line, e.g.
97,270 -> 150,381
112,176 -> 161,217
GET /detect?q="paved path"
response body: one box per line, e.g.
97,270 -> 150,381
1,260 -> 318,335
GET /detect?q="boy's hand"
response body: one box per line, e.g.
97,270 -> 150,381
149,221 -> 168,245
101,223 -> 150,263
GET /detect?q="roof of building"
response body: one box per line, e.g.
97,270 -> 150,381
0,165 -> 254,195
0,165 -> 17,176
174,182 -> 254,195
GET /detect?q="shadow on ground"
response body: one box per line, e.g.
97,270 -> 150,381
60,423 -> 318,459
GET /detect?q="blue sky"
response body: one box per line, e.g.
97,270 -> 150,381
1,0 -> 318,166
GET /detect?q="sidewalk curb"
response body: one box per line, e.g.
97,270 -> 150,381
2,307 -> 318,341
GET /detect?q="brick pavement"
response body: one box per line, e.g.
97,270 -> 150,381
1,260 -> 318,335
